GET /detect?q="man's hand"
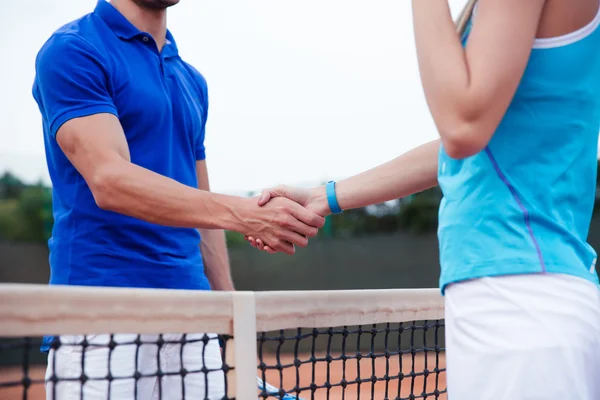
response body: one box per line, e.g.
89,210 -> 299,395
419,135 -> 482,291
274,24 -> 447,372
239,194 -> 325,255
245,185 -> 330,254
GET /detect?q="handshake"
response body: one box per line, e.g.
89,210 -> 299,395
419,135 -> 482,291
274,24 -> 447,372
239,184 -> 332,255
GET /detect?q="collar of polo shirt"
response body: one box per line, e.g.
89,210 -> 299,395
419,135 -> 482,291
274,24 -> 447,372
94,0 -> 179,58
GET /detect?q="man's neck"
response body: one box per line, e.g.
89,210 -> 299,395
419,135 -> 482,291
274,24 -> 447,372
110,0 -> 168,50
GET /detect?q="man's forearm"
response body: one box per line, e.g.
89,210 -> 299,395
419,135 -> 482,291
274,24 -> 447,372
199,229 -> 235,291
91,159 -> 246,231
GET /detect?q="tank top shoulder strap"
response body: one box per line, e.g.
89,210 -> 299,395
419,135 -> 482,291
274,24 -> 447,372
533,3 -> 600,49
469,1 -> 600,49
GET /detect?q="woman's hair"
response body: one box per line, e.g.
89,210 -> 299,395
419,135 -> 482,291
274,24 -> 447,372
455,0 -> 478,35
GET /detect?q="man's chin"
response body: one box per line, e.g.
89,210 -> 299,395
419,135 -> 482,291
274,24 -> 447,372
133,0 -> 180,10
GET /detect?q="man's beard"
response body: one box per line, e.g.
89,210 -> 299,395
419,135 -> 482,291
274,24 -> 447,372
132,0 -> 179,10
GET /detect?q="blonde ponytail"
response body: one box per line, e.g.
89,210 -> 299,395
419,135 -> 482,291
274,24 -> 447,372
455,0 -> 478,35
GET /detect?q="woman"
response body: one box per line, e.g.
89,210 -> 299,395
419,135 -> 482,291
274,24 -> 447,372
246,0 -> 600,398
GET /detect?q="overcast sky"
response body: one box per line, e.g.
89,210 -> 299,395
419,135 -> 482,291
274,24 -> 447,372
0,0 -> 468,194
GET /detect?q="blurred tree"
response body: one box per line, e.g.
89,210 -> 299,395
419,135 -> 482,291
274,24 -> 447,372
397,187 -> 441,234
0,178 -> 53,243
321,215 -> 333,237
41,185 -> 54,241
12,185 -> 50,243
0,171 -> 25,200
0,199 -> 18,241
329,205 -> 401,238
226,230 -> 247,247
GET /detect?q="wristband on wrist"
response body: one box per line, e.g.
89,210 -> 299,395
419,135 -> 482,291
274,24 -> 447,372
325,181 -> 343,214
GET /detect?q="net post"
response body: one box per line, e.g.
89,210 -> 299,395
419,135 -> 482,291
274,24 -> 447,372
227,291 -> 257,400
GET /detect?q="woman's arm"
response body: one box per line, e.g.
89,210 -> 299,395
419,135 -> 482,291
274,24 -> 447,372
248,140 -> 439,252
321,139 -> 439,212
412,0 -> 545,159
255,139 -> 440,217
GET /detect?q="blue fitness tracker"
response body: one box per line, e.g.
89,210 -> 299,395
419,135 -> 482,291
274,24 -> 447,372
325,181 -> 343,214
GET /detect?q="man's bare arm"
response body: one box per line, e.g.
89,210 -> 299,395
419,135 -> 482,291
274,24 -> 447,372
55,113 -> 325,254
196,160 -> 234,291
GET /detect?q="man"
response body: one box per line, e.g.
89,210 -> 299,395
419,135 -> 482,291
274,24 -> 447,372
32,0 -> 324,398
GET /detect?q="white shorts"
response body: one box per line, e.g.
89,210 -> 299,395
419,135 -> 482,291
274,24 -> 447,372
45,333 -> 225,400
445,273 -> 600,400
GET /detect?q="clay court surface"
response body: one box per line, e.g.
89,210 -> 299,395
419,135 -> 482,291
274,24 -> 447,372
1,352 -> 446,399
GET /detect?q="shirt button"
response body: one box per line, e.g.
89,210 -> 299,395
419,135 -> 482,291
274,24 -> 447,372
142,36 -> 149,42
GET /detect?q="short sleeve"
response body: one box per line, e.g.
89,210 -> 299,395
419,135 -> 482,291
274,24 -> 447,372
195,95 -> 208,161
33,34 -> 118,137
196,86 -> 208,161
184,63 -> 209,161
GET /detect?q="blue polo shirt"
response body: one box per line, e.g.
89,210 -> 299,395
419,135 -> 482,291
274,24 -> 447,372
32,1 -> 211,294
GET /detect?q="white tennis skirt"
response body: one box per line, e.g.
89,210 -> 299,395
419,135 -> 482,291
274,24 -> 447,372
445,273 -> 600,400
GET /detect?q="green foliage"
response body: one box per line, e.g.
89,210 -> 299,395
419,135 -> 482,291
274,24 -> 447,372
328,208 -> 399,238
0,184 -> 52,243
397,188 -> 441,234
0,200 -> 19,241
0,172 -> 25,200
225,230 -> 247,247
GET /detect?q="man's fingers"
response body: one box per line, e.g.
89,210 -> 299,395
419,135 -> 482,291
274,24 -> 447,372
279,229 -> 309,248
284,216 -> 318,238
271,239 -> 295,255
289,202 -> 325,229
247,236 -> 269,252
264,246 -> 276,254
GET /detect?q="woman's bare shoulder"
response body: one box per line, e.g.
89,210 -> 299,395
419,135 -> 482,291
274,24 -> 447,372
536,0 -> 599,39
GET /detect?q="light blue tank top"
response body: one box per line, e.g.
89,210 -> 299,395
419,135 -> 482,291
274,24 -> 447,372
437,6 -> 600,293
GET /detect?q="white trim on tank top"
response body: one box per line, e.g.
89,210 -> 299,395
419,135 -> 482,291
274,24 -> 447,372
471,1 -> 600,49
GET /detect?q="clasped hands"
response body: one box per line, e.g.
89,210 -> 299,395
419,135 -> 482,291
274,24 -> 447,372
243,185 -> 330,254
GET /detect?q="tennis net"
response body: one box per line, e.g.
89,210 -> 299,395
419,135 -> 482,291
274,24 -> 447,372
0,284 -> 446,400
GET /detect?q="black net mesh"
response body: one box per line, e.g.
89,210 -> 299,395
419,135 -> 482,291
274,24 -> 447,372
257,320 -> 446,400
0,334 -> 233,400
1,320 -> 446,399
